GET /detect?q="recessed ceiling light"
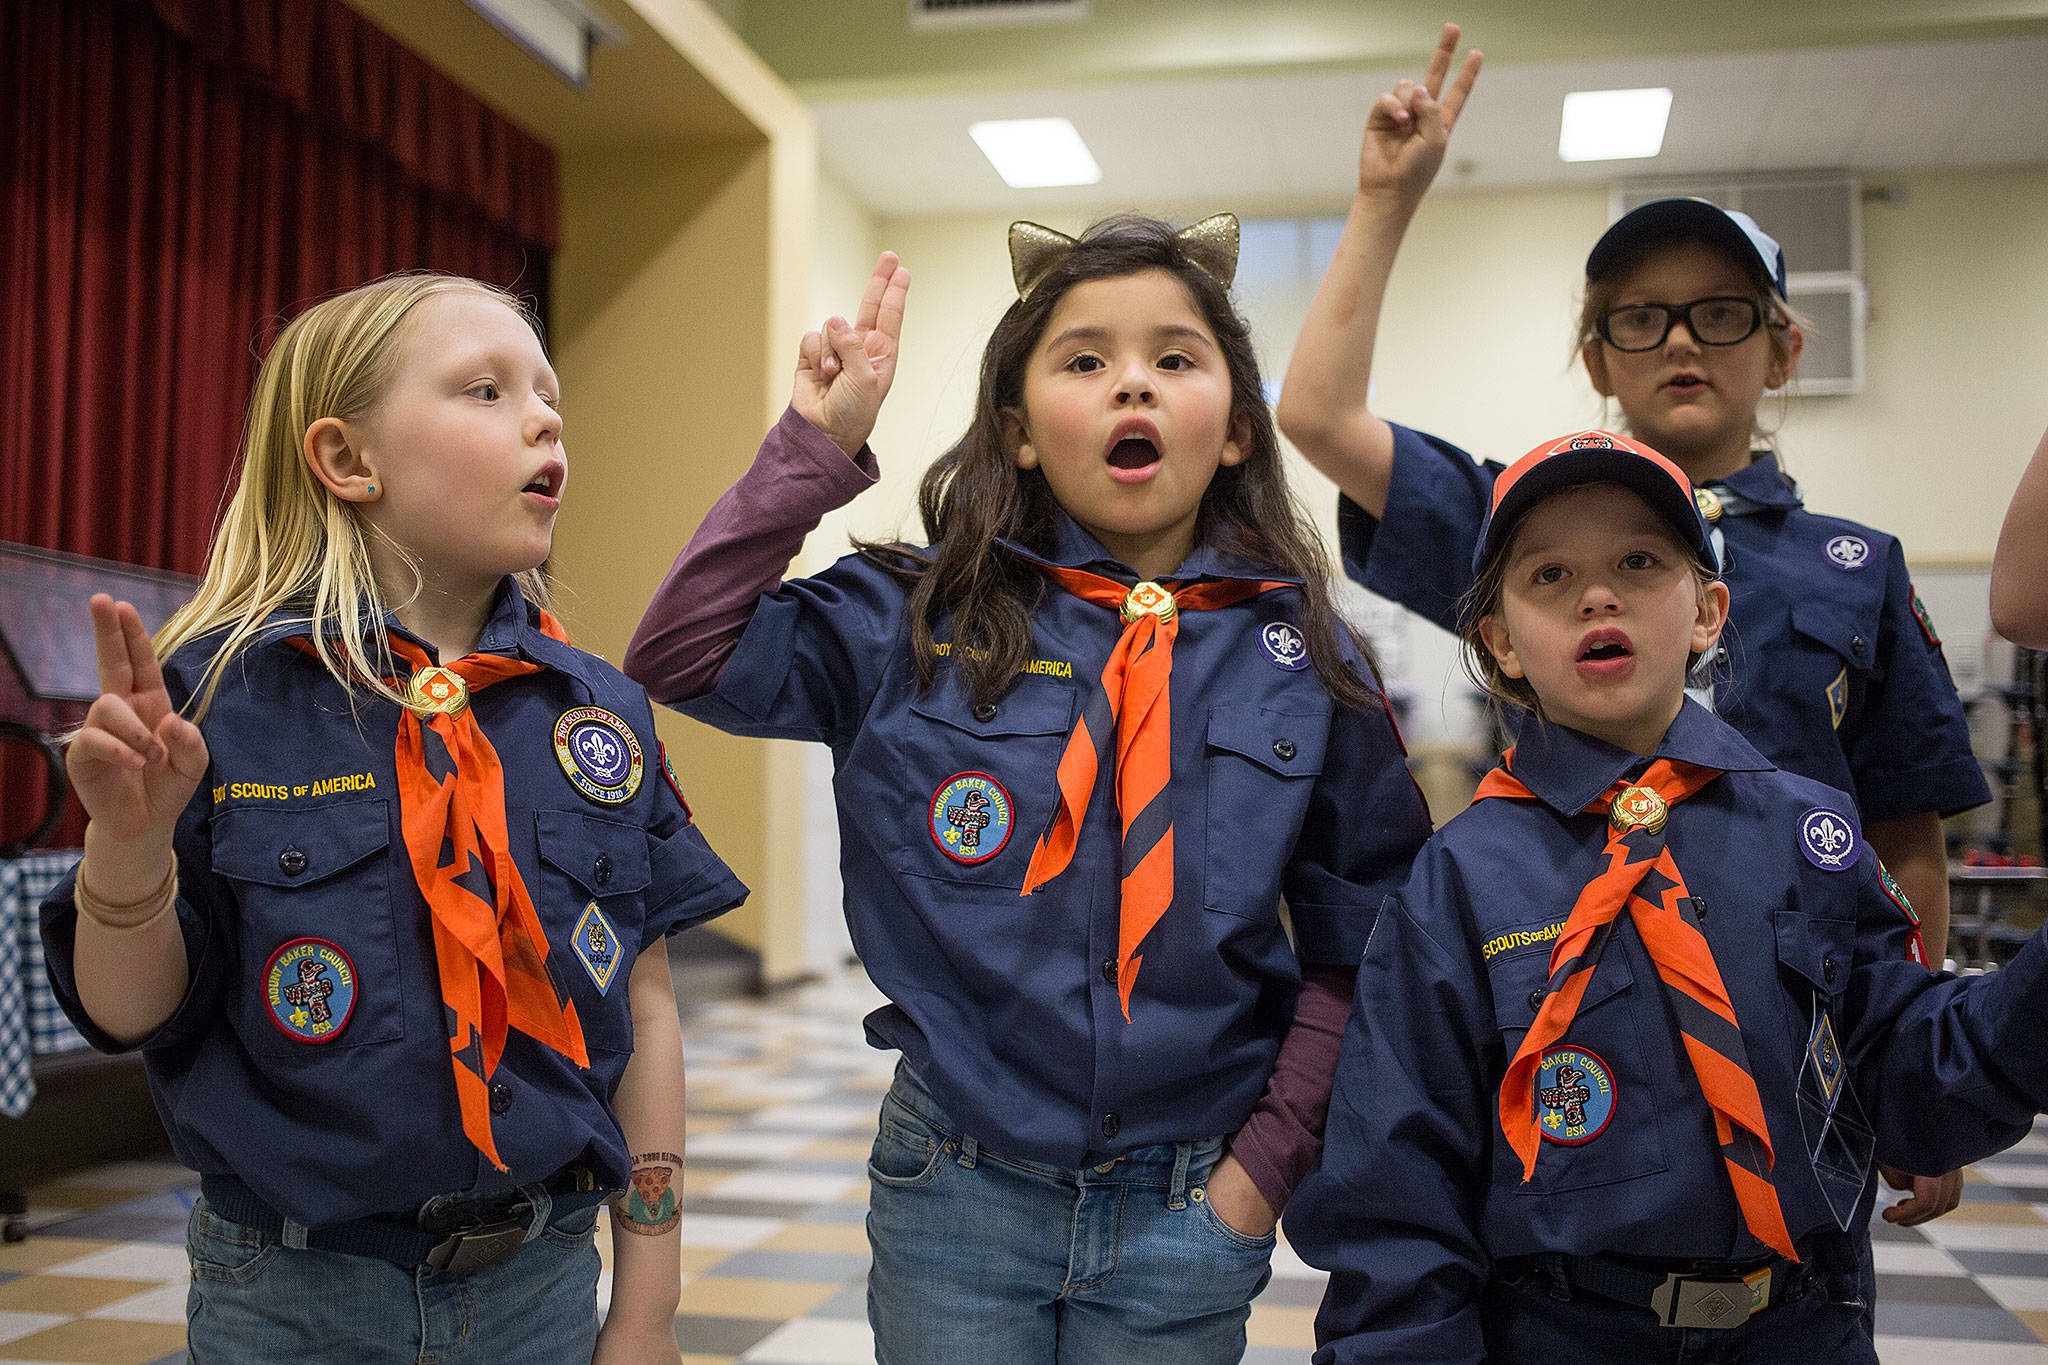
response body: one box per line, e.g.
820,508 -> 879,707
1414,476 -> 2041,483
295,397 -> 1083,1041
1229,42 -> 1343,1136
1558,88 -> 1673,163
969,118 -> 1102,188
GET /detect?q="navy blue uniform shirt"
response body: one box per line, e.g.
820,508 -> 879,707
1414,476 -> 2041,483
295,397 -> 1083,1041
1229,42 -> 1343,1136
1286,701 -> 2048,1365
41,580 -> 746,1228
679,514 -> 1433,1168
1337,423 -> 1988,823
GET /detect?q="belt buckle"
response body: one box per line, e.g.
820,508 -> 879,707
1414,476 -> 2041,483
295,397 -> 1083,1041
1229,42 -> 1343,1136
423,1213 -> 528,1275
1649,1268 -> 1770,1329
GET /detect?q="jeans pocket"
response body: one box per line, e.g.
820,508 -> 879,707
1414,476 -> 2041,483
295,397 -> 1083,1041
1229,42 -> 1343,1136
539,1204 -> 602,1251
1194,1194 -> 1278,1253
869,1093 -> 950,1188
187,1200 -> 281,1285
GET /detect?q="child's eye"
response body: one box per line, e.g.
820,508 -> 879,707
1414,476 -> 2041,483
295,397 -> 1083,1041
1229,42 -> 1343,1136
1067,354 -> 1104,373
468,382 -> 500,401
1158,353 -> 1193,371
1533,565 -> 1566,585
1621,551 -> 1657,570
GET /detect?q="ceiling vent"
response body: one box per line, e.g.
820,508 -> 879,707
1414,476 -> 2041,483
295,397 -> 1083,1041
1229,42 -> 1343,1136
909,0 -> 1088,31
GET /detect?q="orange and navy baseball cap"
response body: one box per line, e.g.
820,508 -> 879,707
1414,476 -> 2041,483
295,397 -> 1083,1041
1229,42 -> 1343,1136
1473,430 -> 1718,575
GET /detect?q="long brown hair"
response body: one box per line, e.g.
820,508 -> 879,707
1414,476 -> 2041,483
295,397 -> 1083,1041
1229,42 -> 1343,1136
859,214 -> 1379,710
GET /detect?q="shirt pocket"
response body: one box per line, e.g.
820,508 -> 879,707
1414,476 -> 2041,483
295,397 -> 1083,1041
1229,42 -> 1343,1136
1779,598 -> 1880,732
896,681 -> 1075,888
1202,704 -> 1328,921
210,798 -> 401,1056
1488,946 -> 1671,1193
535,809 -> 653,1055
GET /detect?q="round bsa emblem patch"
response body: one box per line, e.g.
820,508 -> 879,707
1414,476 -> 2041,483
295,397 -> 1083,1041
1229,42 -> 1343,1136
1258,621 -> 1310,670
929,771 -> 1014,864
553,707 -> 644,805
1824,535 -> 1870,570
1799,807 -> 1858,871
1535,1045 -> 1616,1145
263,938 -> 357,1044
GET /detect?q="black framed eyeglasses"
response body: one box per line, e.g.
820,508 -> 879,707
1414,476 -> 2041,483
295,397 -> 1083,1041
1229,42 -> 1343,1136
1597,296 -> 1764,352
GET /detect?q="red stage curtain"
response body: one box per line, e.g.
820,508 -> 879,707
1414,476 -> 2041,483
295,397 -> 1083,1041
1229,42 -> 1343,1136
0,0 -> 558,847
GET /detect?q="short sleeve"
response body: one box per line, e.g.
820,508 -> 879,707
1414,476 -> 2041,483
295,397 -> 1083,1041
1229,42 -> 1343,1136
1284,690 -> 1434,967
1334,423 -> 1500,636
1839,540 -> 1990,821
676,551 -> 910,747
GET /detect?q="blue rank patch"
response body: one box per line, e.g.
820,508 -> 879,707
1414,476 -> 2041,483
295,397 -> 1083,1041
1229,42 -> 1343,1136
263,938 -> 357,1044
1808,1006 -> 1845,1109
1826,666 -> 1848,730
572,901 -> 623,995
930,771 -> 1013,865
1258,621 -> 1310,670
553,706 -> 644,805
1798,807 -> 1858,872
1536,1045 -> 1615,1146
1824,535 -> 1870,570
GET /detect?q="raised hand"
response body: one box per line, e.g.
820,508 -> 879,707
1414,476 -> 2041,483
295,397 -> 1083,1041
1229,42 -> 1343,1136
68,594 -> 208,850
792,251 -> 911,457
1357,22 -> 1482,204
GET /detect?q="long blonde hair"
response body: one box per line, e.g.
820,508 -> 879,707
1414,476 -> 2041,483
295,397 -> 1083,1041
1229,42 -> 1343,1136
157,273 -> 552,720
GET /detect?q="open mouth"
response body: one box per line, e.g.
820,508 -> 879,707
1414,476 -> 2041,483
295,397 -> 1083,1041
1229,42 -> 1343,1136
522,463 -> 564,498
1577,630 -> 1633,663
1107,436 -> 1159,470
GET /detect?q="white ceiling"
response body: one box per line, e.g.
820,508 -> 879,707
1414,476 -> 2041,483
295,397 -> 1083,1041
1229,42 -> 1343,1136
815,34 -> 2048,217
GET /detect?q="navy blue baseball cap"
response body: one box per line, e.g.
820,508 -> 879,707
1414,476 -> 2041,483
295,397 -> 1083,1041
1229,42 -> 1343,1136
1586,198 -> 1788,298
1474,429 -> 1719,575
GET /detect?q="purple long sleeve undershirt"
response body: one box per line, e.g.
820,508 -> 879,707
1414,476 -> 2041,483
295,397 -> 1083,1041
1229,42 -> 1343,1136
623,407 -> 1357,1213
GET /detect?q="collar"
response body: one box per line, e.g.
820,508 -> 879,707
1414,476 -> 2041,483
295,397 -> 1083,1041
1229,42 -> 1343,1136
995,508 -> 1303,587
1503,698 -> 1775,817
253,577 -> 576,673
1701,451 -> 1803,514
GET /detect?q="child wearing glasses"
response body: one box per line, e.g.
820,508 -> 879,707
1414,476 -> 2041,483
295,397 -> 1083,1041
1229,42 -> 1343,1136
1277,24 -> 1986,1239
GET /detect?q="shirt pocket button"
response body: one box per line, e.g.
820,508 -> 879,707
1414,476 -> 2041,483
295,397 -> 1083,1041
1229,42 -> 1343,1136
278,848 -> 308,877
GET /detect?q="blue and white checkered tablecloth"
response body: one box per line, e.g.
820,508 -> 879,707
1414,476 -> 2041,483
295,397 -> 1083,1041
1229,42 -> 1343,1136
1,850 -> 87,1119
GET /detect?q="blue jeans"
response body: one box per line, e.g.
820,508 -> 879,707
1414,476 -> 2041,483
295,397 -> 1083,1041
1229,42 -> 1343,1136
866,1064 -> 1275,1365
1480,1257 -> 1875,1364
185,1195 -> 602,1363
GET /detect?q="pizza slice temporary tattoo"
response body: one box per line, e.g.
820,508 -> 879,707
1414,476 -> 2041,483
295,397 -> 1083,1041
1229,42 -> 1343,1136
615,1150 -> 683,1236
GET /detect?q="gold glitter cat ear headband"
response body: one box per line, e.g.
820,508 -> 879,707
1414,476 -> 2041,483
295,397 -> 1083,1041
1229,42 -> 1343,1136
1007,213 -> 1241,301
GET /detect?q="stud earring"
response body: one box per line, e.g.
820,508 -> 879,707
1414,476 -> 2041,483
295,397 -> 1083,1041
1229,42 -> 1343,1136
366,485 -> 376,494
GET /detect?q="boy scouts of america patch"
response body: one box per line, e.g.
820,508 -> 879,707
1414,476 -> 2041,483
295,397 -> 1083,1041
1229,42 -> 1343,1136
263,938 -> 357,1043
1535,1045 -> 1615,1145
573,901 -> 623,994
656,741 -> 692,821
553,707 -> 644,805
1911,589 -> 1941,648
930,771 -> 1013,864
1258,621 -> 1309,670
1826,666 -> 1848,730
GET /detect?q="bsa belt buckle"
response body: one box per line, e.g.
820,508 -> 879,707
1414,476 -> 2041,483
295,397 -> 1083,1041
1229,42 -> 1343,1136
1649,1266 -> 1772,1329
423,1210 -> 529,1275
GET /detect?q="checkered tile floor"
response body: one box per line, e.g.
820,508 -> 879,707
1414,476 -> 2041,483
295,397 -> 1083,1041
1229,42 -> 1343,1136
7,968 -> 2048,1363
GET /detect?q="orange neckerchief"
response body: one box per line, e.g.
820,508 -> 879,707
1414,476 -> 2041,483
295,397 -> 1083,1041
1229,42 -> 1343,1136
1476,753 -> 1796,1261
1020,567 -> 1288,1019
292,611 -> 588,1172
